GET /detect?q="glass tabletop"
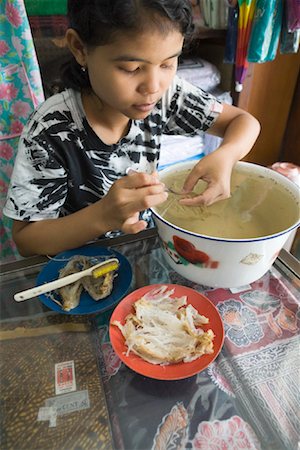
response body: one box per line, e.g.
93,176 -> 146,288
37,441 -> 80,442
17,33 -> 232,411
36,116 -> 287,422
1,228 -> 300,450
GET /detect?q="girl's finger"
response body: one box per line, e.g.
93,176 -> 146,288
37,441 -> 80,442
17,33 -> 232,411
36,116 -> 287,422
136,191 -> 168,210
120,184 -> 168,209
179,185 -> 228,207
124,171 -> 161,189
182,166 -> 206,193
122,216 -> 147,234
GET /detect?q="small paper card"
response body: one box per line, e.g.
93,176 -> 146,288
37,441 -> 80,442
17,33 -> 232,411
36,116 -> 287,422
46,390 -> 90,416
37,406 -> 57,427
229,285 -> 252,294
55,360 -> 76,395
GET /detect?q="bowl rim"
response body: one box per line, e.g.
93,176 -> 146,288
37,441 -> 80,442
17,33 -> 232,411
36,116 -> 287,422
151,160 -> 300,243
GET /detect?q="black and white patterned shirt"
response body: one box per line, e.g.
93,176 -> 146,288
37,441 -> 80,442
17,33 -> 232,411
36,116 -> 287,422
4,76 -> 221,222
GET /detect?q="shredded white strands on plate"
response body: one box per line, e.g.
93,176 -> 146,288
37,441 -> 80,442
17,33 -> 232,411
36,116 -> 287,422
112,286 -> 215,365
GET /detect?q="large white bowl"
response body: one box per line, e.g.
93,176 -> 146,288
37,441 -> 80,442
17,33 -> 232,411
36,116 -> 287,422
151,161 -> 300,288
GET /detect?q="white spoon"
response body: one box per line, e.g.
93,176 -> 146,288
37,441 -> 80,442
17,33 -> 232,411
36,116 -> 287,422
14,258 -> 119,302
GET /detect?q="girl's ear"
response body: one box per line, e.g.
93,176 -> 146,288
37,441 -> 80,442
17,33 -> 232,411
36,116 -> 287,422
65,28 -> 87,67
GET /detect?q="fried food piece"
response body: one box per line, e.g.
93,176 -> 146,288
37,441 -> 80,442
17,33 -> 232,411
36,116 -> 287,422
58,255 -> 118,311
58,256 -> 89,311
82,271 -> 115,301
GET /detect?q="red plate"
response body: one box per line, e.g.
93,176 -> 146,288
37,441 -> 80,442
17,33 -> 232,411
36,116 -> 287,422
109,284 -> 224,380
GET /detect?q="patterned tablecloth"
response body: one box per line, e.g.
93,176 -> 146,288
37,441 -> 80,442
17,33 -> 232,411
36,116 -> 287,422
93,247 -> 300,450
206,271 -> 300,450
1,236 -> 299,450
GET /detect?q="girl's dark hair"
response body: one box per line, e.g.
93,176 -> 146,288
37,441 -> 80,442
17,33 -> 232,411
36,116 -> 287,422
61,0 -> 194,90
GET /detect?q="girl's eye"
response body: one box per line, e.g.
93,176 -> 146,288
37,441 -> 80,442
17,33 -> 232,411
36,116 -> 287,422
119,67 -> 140,74
161,64 -> 174,70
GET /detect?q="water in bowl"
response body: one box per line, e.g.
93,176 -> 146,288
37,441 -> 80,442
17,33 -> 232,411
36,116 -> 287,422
155,168 -> 299,239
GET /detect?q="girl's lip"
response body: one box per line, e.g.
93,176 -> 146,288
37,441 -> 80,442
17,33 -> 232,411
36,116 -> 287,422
133,102 -> 156,112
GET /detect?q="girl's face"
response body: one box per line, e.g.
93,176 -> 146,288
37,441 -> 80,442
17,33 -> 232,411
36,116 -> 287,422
84,28 -> 184,120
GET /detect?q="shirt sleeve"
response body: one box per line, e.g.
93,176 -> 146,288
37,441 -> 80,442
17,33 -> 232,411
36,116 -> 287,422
161,75 -> 223,136
3,129 -> 68,222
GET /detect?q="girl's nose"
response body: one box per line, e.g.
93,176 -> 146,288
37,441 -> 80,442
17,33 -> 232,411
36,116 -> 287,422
138,73 -> 160,95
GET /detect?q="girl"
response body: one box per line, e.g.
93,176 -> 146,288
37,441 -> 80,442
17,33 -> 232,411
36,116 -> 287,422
4,0 -> 260,257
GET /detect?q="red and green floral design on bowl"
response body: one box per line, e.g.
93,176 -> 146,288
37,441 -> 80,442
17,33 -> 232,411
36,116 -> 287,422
161,235 -> 219,269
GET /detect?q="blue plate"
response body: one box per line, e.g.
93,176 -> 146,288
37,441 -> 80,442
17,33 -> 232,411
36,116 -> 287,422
37,246 -> 132,315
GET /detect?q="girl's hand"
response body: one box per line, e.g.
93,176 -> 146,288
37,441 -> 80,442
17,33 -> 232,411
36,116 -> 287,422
180,150 -> 234,206
11,173 -> 167,256
179,103 -> 260,207
100,171 -> 168,234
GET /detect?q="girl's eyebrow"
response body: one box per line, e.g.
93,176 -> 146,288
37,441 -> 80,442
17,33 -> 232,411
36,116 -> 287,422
112,50 -> 182,63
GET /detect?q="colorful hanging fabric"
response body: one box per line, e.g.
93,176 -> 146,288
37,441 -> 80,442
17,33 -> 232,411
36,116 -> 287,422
234,0 -> 256,92
280,0 -> 300,54
224,4 -> 239,63
286,0 -> 300,32
247,0 -> 283,63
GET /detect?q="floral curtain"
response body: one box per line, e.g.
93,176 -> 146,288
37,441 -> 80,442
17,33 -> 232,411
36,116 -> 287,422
0,0 -> 44,262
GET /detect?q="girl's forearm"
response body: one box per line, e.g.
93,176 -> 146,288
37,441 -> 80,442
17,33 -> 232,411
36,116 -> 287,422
208,102 -> 261,163
13,172 -> 167,256
219,112 -> 261,161
13,202 -> 109,257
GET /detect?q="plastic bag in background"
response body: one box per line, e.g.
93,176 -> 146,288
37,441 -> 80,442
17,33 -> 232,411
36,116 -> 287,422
177,58 -> 221,91
199,0 -> 229,29
280,27 -> 300,54
190,0 -> 205,27
280,0 -> 300,54
286,0 -> 300,32
224,5 -> 239,63
159,134 -> 205,171
247,0 -> 283,63
269,162 -> 300,252
199,0 -> 210,27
